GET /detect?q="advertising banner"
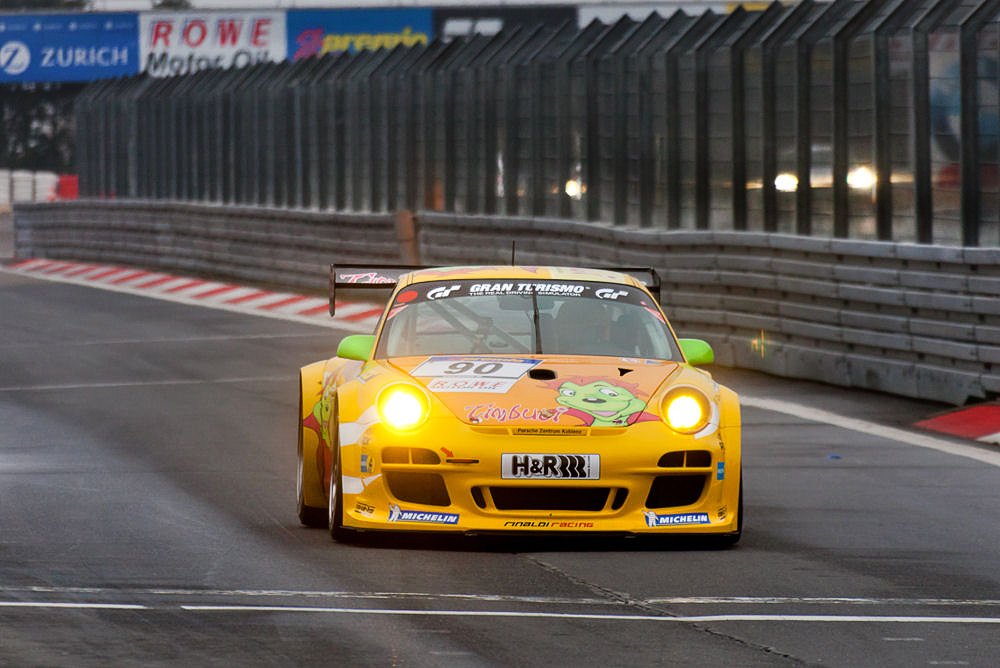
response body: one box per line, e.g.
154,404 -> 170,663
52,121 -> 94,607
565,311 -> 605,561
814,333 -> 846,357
287,8 -> 432,62
139,11 -> 285,77
0,13 -> 138,83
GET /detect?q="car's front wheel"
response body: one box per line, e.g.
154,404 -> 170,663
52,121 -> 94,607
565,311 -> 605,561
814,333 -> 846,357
328,437 -> 347,541
297,390 -> 326,528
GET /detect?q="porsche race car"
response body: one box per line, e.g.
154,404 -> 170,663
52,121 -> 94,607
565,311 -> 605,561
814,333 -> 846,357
297,265 -> 742,543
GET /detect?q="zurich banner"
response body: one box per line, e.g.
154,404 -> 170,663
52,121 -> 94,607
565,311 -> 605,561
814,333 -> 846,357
0,13 -> 138,83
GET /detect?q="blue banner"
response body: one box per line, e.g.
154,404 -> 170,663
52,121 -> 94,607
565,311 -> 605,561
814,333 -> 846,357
286,8 -> 432,62
0,13 -> 138,83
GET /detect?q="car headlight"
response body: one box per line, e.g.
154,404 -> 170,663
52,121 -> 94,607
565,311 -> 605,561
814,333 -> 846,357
377,384 -> 430,431
661,387 -> 711,435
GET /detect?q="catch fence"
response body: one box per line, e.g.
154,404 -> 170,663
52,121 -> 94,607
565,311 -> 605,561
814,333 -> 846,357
76,0 -> 1000,247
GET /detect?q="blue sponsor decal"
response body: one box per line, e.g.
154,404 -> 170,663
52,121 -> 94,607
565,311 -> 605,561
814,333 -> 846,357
360,453 -> 370,473
388,503 -> 458,525
643,511 -> 711,528
717,461 -> 725,480
287,8 -> 431,61
0,13 -> 138,83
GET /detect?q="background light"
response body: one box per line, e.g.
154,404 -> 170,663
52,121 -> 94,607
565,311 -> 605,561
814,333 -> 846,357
774,173 -> 798,192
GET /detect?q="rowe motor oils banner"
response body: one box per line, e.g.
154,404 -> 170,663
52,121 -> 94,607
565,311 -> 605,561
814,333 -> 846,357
140,11 -> 285,77
0,13 -> 137,83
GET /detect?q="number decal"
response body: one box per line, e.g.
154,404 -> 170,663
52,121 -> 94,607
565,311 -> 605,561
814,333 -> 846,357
445,362 -> 474,374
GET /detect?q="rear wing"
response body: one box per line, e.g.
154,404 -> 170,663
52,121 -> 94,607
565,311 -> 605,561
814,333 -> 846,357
328,264 -> 661,315
329,264 -> 427,315
603,267 -> 661,303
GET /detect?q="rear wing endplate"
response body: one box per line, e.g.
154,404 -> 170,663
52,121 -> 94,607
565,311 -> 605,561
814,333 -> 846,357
329,264 -> 427,315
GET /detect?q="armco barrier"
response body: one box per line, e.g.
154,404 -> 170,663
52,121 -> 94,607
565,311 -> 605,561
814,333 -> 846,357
13,201 -> 400,292
13,201 -> 1000,406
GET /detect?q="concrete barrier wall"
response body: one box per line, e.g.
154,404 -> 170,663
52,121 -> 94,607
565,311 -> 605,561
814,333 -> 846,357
14,201 -> 1000,405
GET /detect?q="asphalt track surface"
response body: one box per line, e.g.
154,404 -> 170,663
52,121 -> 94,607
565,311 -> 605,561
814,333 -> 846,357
2,269 -> 999,667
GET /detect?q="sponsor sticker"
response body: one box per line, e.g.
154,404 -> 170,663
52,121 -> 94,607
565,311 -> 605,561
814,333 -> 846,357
643,511 -> 711,528
354,501 -> 375,516
504,520 -> 595,528
717,461 -> 725,480
338,271 -> 396,284
468,282 -> 586,296
413,356 -> 540,393
512,427 -> 587,436
387,503 -> 459,525
501,453 -> 600,479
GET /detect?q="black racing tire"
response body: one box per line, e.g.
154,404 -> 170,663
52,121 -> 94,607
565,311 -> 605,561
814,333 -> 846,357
297,389 -> 327,528
328,430 -> 347,541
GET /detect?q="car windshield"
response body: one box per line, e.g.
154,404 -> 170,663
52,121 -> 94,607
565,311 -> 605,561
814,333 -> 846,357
375,278 -> 682,360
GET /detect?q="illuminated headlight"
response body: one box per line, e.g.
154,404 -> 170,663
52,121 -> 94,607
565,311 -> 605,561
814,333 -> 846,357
377,384 -> 430,431
774,172 -> 798,192
847,165 -> 876,190
661,388 -> 711,435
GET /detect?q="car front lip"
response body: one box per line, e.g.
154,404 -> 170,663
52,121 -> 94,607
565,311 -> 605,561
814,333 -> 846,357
339,420 -> 740,534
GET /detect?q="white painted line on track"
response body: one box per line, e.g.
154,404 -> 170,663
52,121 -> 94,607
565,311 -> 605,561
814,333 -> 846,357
644,596 -> 1000,607
4,587 -> 999,609
0,602 -> 146,610
3,600 -> 998,624
177,606 -> 1000,624
742,396 -> 1000,468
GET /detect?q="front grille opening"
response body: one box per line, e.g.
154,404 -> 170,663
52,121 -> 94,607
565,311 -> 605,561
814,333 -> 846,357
685,450 -> 711,467
411,448 -> 441,465
657,452 -> 684,467
470,486 -> 487,509
611,488 -> 628,510
489,486 -> 610,511
645,475 -> 707,509
381,447 -> 441,465
382,447 -> 409,464
385,472 -> 450,506
657,450 -> 713,468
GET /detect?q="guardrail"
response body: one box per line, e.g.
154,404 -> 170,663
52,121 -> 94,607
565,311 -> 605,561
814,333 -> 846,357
14,200 -> 1000,405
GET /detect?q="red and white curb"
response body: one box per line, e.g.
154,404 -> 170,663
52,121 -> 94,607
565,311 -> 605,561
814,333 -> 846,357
915,403 -> 1000,446
2,258 -> 383,333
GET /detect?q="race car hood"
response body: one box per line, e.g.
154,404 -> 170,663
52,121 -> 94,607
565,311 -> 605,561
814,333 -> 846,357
386,355 -> 680,427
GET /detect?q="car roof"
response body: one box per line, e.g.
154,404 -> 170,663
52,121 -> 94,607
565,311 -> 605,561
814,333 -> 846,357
398,265 -> 645,288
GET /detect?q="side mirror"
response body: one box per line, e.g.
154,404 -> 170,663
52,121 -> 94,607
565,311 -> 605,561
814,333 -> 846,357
336,334 -> 375,361
679,338 -> 714,366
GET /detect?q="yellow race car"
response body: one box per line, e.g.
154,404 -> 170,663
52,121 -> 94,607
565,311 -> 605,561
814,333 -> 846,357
297,265 -> 742,543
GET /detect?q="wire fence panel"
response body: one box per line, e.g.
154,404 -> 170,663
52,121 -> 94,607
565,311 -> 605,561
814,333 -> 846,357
75,0 -> 1000,246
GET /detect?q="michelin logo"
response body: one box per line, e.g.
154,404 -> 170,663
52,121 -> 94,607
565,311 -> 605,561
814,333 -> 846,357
388,503 -> 459,525
643,511 -> 710,528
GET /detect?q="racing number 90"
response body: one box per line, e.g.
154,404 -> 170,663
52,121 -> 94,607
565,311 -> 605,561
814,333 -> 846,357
444,362 -> 502,375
